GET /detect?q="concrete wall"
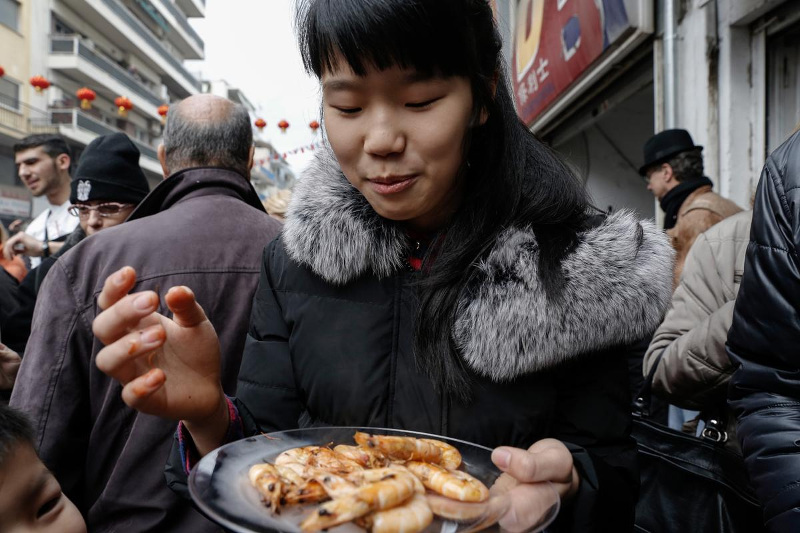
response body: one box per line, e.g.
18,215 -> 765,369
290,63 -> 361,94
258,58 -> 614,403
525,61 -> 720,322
554,83 -> 655,219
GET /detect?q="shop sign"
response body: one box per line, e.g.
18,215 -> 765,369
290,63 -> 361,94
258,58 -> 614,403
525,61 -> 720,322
0,186 -> 31,218
510,0 -> 632,124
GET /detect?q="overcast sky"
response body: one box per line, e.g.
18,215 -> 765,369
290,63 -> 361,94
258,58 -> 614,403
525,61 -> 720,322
187,0 -> 319,174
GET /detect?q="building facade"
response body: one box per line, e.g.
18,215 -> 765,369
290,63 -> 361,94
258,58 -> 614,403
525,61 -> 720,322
0,0 -> 205,223
494,0 -> 800,219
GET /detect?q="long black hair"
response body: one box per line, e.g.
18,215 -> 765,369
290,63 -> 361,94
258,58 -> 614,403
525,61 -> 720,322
297,0 -> 591,400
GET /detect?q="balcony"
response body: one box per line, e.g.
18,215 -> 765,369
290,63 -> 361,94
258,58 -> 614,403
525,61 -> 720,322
48,36 -> 163,119
151,0 -> 204,59
176,0 -> 203,18
59,0 -> 202,97
30,108 -> 162,177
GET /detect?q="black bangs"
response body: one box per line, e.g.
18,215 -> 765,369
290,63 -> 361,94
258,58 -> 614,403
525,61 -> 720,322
297,0 -> 482,78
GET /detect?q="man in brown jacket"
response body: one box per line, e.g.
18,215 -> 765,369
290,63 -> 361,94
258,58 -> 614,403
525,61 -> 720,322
640,129 -> 742,287
10,95 -> 282,532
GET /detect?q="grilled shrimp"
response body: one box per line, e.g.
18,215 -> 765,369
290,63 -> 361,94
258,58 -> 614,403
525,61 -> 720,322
249,464 -> 283,510
282,479 -> 329,506
354,432 -> 447,466
419,438 -> 461,469
334,444 -> 391,468
276,446 -> 363,474
405,461 -> 489,502
300,469 -> 418,532
357,494 -> 433,533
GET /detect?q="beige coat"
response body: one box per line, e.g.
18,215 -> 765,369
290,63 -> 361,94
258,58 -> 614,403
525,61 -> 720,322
668,185 -> 743,287
644,210 -> 752,452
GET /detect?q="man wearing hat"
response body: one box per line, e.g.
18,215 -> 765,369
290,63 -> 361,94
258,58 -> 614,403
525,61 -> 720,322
2,133 -> 150,359
640,128 -> 741,287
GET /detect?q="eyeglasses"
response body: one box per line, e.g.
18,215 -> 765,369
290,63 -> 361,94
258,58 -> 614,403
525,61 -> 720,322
68,202 -> 134,218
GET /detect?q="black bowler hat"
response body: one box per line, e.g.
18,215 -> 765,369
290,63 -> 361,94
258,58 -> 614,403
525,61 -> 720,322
639,129 -> 703,176
70,133 -> 150,204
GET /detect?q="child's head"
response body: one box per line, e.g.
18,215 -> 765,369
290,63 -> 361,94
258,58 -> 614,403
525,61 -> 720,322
0,406 -> 86,533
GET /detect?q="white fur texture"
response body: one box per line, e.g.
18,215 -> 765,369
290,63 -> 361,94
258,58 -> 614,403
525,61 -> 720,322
454,211 -> 675,380
284,149 -> 675,380
283,147 -> 407,284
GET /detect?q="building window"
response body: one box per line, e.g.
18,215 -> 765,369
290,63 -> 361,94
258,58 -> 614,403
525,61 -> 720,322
767,23 -> 800,153
0,77 -> 20,111
0,0 -> 20,32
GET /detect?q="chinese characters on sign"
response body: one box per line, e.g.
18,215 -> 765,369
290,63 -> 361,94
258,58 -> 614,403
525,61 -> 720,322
510,0 -> 631,125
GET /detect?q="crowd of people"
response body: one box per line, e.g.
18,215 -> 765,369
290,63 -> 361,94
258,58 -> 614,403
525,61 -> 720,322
0,1 -> 798,532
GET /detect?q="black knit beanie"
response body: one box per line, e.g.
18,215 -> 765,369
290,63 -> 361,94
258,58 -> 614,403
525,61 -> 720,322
70,133 -> 150,204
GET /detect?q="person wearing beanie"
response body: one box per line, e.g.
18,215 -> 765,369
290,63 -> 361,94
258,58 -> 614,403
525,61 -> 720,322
4,133 -> 150,359
68,132 -> 149,237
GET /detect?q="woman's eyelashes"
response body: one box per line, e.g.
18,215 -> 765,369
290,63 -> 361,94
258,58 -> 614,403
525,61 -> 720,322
405,97 -> 442,109
332,106 -> 362,115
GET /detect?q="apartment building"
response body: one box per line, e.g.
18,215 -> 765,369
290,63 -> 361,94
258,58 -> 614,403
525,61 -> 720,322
0,0 -> 205,223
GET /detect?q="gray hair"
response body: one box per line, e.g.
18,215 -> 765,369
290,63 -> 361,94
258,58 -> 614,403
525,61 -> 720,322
667,148 -> 704,183
162,99 -> 252,176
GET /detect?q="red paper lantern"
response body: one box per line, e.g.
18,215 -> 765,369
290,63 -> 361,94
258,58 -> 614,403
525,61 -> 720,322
309,120 -> 320,133
157,104 -> 169,124
0,66 -> 5,78
76,87 -> 96,110
254,118 -> 267,132
114,96 -> 133,117
30,76 -> 50,92
278,119 -> 290,133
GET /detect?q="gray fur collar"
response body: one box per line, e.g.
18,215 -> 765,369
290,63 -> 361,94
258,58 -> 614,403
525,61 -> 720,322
285,149 -> 674,380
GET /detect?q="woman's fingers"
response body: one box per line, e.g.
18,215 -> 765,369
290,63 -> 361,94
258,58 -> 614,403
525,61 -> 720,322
95,325 -> 166,384
492,445 -> 572,486
93,291 -> 159,345
497,482 -> 561,533
97,266 -> 137,311
164,286 -> 208,328
120,368 -> 167,409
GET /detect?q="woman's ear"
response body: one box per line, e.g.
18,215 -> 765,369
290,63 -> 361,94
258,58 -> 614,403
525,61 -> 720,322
479,71 -> 500,125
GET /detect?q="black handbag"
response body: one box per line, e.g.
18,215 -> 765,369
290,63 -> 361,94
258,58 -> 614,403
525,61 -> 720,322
632,355 -> 765,532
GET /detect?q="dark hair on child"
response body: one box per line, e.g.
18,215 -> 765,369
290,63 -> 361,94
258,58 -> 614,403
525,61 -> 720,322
0,405 -> 35,464
297,0 -> 591,400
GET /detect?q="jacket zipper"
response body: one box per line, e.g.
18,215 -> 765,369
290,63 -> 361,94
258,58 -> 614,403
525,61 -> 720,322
386,274 -> 401,427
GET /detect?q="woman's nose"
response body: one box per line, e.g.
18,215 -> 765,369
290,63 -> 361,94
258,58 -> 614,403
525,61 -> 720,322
363,113 -> 405,156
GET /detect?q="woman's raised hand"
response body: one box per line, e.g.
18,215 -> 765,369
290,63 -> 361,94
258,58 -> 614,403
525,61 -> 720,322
93,266 -> 226,426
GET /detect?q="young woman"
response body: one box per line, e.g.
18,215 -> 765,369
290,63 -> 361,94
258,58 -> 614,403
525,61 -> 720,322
92,0 -> 673,530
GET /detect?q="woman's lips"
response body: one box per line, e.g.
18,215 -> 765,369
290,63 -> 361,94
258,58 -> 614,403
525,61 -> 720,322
367,175 -> 418,194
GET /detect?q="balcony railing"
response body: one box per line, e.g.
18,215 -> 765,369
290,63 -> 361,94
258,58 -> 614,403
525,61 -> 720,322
31,108 -> 158,160
50,36 -> 163,107
158,0 -> 204,51
101,0 -> 201,92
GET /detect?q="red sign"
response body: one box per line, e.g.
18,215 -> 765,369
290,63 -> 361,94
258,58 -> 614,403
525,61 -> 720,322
511,0 -> 630,125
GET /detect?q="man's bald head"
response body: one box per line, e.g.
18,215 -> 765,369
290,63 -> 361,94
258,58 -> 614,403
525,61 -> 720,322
161,94 -> 253,178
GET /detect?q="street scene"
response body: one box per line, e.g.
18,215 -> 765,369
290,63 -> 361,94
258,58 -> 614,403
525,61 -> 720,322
0,0 -> 799,532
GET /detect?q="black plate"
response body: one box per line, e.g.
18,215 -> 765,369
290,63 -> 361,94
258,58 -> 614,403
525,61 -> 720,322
188,426 -> 559,533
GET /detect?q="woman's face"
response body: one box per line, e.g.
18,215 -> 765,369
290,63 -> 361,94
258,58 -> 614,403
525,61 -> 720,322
322,59 -> 476,232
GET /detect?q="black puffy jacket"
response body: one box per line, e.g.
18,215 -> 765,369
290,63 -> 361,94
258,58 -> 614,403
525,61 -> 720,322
171,150 -> 674,531
727,130 -> 800,532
